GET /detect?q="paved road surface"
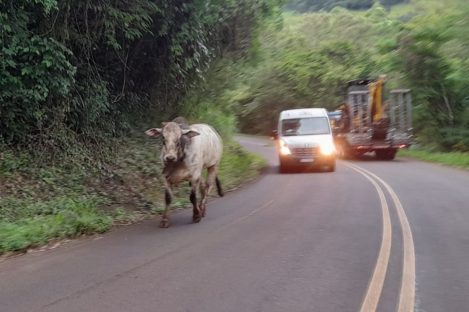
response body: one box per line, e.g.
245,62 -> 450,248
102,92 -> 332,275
1,135 -> 468,312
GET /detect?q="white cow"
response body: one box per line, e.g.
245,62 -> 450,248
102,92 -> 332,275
145,118 -> 224,228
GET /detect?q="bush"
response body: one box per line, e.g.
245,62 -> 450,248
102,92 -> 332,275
439,128 -> 469,152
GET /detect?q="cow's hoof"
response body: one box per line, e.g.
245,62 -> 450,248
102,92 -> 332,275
199,203 -> 207,217
193,215 -> 202,223
159,219 -> 170,228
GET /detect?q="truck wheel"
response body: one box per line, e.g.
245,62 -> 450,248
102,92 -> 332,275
375,149 -> 397,160
326,159 -> 336,172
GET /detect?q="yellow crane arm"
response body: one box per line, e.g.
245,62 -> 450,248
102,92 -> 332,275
369,78 -> 385,122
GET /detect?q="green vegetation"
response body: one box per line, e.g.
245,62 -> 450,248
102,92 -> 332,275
219,141 -> 267,191
223,5 -> 401,134
399,149 -> 469,169
227,0 -> 469,154
0,196 -> 112,252
0,0 -> 281,149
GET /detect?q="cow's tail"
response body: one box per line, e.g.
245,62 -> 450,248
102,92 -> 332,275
215,177 -> 224,197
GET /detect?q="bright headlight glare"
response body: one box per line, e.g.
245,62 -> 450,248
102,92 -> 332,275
320,142 -> 335,156
280,145 -> 291,155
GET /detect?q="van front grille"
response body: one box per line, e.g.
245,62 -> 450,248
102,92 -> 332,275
291,147 -> 319,157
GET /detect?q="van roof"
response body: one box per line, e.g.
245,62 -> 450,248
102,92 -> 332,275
280,108 -> 328,119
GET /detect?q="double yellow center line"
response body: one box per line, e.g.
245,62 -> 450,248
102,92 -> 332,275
346,163 -> 416,312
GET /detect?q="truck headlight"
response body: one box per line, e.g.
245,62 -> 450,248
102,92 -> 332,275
279,140 -> 291,156
320,142 -> 335,156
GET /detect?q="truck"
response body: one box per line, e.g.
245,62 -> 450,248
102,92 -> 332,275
332,77 -> 413,160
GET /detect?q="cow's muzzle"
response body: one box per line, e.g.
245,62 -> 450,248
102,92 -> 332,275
164,155 -> 177,163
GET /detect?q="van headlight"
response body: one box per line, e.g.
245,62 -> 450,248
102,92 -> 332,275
320,142 -> 335,156
279,140 -> 291,156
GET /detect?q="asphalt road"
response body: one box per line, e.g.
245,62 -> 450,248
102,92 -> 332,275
1,135 -> 469,312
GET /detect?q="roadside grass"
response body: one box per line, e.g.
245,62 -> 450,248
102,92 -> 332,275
398,148 -> 469,169
219,141 -> 267,191
0,138 -> 265,254
388,2 -> 415,18
0,196 -> 112,252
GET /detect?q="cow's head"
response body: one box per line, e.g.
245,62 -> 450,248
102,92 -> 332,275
145,122 -> 200,163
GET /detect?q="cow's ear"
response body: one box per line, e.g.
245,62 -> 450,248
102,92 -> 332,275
161,122 -> 168,127
145,128 -> 162,137
182,129 -> 200,138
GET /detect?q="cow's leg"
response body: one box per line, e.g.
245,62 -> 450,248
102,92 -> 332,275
160,182 -> 173,228
199,180 -> 207,217
191,178 -> 202,223
200,165 -> 218,217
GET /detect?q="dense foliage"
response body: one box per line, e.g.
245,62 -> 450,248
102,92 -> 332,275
0,0 -> 281,151
393,2 -> 469,150
215,5 -> 396,133
221,0 -> 469,151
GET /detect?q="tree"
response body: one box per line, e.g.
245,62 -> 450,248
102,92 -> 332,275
0,0 -> 282,150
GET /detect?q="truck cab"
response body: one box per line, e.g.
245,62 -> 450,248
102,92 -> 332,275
275,108 -> 336,173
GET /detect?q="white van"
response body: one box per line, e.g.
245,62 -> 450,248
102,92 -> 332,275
274,108 -> 336,172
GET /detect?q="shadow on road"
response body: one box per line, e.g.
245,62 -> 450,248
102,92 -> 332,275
261,165 -> 335,175
344,153 -> 408,163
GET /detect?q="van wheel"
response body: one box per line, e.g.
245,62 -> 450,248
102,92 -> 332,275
326,159 -> 336,172
279,159 -> 290,173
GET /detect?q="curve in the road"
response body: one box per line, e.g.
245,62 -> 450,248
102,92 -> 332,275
346,164 -> 392,312
348,163 -> 416,312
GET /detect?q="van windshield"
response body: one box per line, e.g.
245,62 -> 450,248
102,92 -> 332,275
281,117 -> 330,136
